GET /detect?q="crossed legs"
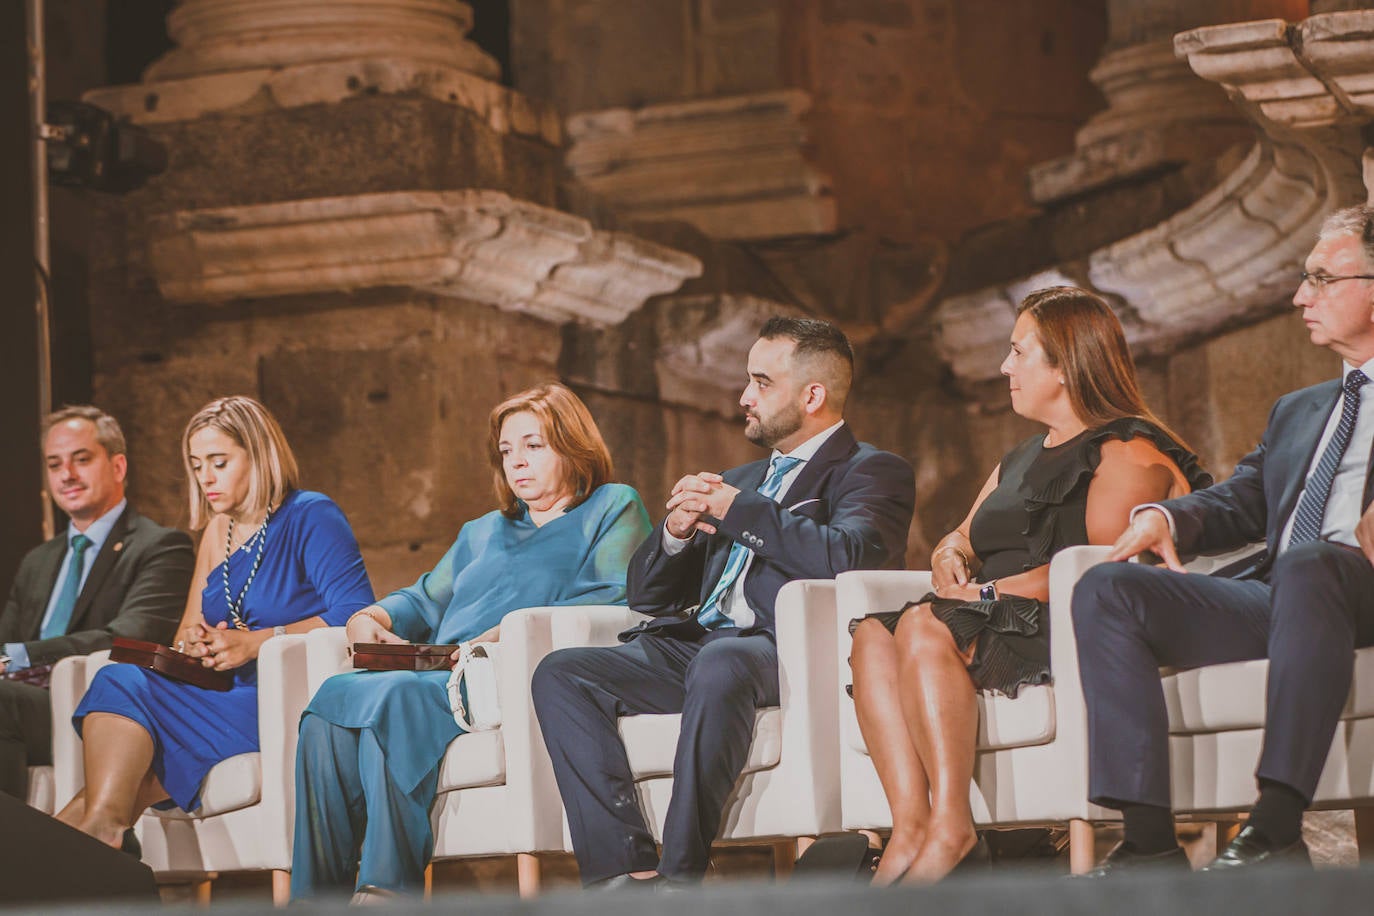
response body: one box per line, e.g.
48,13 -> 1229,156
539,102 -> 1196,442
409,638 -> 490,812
850,605 -> 978,885
54,712 -> 168,847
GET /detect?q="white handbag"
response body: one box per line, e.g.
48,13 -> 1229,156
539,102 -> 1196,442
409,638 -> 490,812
446,641 -> 502,732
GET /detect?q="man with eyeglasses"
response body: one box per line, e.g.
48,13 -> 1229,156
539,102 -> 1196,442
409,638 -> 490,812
1071,204 -> 1374,874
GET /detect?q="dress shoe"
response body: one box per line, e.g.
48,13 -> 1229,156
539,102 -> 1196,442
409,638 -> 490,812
119,828 -> 142,861
1074,841 -> 1190,878
587,873 -> 665,892
1196,825 -> 1311,872
350,885 -> 405,905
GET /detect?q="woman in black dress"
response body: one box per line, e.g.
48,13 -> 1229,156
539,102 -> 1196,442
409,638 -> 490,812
849,287 -> 1211,884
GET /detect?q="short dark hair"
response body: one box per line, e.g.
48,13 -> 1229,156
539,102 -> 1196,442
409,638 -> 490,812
758,316 -> 855,412
758,316 -> 855,370
43,405 -> 127,458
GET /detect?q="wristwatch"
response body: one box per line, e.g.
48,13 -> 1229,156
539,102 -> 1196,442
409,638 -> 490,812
979,581 -> 999,601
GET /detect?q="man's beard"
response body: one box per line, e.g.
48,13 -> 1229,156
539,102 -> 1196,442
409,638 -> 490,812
745,402 -> 804,449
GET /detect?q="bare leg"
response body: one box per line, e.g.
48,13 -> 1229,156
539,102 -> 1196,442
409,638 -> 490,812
75,712 -> 164,847
893,606 -> 979,884
55,788 -> 86,828
851,618 -> 931,885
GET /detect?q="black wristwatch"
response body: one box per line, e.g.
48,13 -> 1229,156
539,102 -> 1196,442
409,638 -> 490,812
979,581 -> 998,601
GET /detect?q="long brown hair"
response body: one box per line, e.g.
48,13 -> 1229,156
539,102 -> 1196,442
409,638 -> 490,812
488,383 -> 614,519
1017,287 -> 1188,447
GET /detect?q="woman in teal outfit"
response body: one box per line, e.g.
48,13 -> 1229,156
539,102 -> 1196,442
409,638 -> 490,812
291,383 -> 651,901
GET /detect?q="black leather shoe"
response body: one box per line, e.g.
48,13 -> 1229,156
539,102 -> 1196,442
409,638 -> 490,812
1074,841 -> 1190,878
1197,825 -> 1311,872
587,873 -> 665,892
120,828 -> 142,861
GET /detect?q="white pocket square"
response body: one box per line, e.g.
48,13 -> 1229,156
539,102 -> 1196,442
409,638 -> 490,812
787,498 -> 821,511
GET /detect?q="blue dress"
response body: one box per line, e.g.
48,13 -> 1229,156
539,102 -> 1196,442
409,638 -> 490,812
74,489 -> 374,810
302,482 -> 652,795
291,483 -> 650,896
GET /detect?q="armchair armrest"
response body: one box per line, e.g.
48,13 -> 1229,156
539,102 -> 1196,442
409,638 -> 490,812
549,605 -> 646,651
49,653 -> 89,810
773,579 -> 843,833
255,634 -> 310,866
305,626 -> 351,696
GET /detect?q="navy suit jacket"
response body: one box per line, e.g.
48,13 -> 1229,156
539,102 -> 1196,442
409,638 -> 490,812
1163,379 -> 1373,579
624,424 -> 915,639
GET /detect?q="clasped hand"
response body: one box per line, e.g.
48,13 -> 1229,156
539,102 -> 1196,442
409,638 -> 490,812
180,621 -> 267,671
931,545 -> 980,601
664,472 -> 740,539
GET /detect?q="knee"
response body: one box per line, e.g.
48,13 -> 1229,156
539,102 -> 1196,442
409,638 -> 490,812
684,652 -> 757,707
850,618 -> 892,663
531,649 -> 583,705
1071,563 -> 1143,634
892,604 -> 955,663
1272,540 -> 1344,582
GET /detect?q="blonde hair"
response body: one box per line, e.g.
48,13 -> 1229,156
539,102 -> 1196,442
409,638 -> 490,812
488,383 -> 614,519
182,396 -> 299,529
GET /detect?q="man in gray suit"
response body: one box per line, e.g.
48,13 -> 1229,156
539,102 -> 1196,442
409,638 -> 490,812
1074,205 -> 1374,874
0,406 -> 193,799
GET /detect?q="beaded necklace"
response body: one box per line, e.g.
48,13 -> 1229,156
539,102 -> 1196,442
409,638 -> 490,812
223,506 -> 273,632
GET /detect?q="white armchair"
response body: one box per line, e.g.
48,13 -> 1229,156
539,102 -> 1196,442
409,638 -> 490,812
836,551 -> 1108,870
303,605 -> 609,898
51,636 -> 312,904
24,653 -> 92,814
550,579 -> 842,869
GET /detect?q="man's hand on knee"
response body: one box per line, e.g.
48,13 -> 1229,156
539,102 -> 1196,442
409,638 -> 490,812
1107,508 -> 1184,572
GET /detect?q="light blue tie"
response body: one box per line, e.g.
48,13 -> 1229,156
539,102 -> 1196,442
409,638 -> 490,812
1289,369 -> 1368,547
42,533 -> 92,639
697,455 -> 802,629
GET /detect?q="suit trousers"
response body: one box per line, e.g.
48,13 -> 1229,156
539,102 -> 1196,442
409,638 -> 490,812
0,679 -> 52,798
1073,541 -> 1374,809
289,713 -> 440,899
531,629 -> 779,885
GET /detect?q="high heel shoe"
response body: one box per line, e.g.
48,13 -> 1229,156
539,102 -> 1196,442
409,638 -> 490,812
119,828 -> 142,861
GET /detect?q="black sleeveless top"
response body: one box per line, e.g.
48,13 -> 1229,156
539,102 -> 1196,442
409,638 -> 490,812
851,417 -> 1211,698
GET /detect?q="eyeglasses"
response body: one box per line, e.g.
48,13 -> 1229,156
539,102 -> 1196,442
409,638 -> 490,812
1299,271 -> 1374,291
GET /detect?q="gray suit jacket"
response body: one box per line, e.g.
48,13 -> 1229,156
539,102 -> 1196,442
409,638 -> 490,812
0,507 -> 194,667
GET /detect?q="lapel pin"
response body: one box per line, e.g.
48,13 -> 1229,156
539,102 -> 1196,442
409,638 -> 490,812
113,542 -> 124,552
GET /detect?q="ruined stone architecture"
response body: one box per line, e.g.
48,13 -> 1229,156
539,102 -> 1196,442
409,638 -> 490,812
19,0 -> 1374,886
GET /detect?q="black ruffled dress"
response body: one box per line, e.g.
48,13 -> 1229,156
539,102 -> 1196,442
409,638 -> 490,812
851,417 -> 1211,698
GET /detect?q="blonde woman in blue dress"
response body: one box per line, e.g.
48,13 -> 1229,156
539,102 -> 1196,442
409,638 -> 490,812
291,383 -> 651,901
59,396 -> 373,848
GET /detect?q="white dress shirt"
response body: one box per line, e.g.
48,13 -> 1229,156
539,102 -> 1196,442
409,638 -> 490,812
662,420 -> 846,628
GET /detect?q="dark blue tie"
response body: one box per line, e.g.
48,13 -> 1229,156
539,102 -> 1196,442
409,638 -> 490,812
697,455 -> 803,629
1289,369 -> 1369,546
42,533 -> 92,639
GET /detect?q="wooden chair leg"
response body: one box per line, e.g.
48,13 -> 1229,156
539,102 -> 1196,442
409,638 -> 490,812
795,836 -> 816,858
271,869 -> 291,906
1068,819 -> 1096,875
423,863 -> 434,901
191,878 -> 213,906
516,853 -> 541,898
773,839 -> 800,878
1355,806 -> 1374,863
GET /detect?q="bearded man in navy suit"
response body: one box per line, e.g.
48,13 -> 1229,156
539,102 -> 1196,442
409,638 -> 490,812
533,316 -> 915,889
1074,205 -> 1374,874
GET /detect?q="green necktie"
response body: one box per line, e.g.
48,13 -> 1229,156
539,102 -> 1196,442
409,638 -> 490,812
42,533 -> 92,639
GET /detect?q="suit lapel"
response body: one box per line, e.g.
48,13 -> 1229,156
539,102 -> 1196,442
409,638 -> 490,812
68,508 -> 133,632
790,425 -> 857,498
1275,382 -> 1341,529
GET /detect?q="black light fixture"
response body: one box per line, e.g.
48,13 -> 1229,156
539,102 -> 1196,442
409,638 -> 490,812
42,100 -> 166,192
